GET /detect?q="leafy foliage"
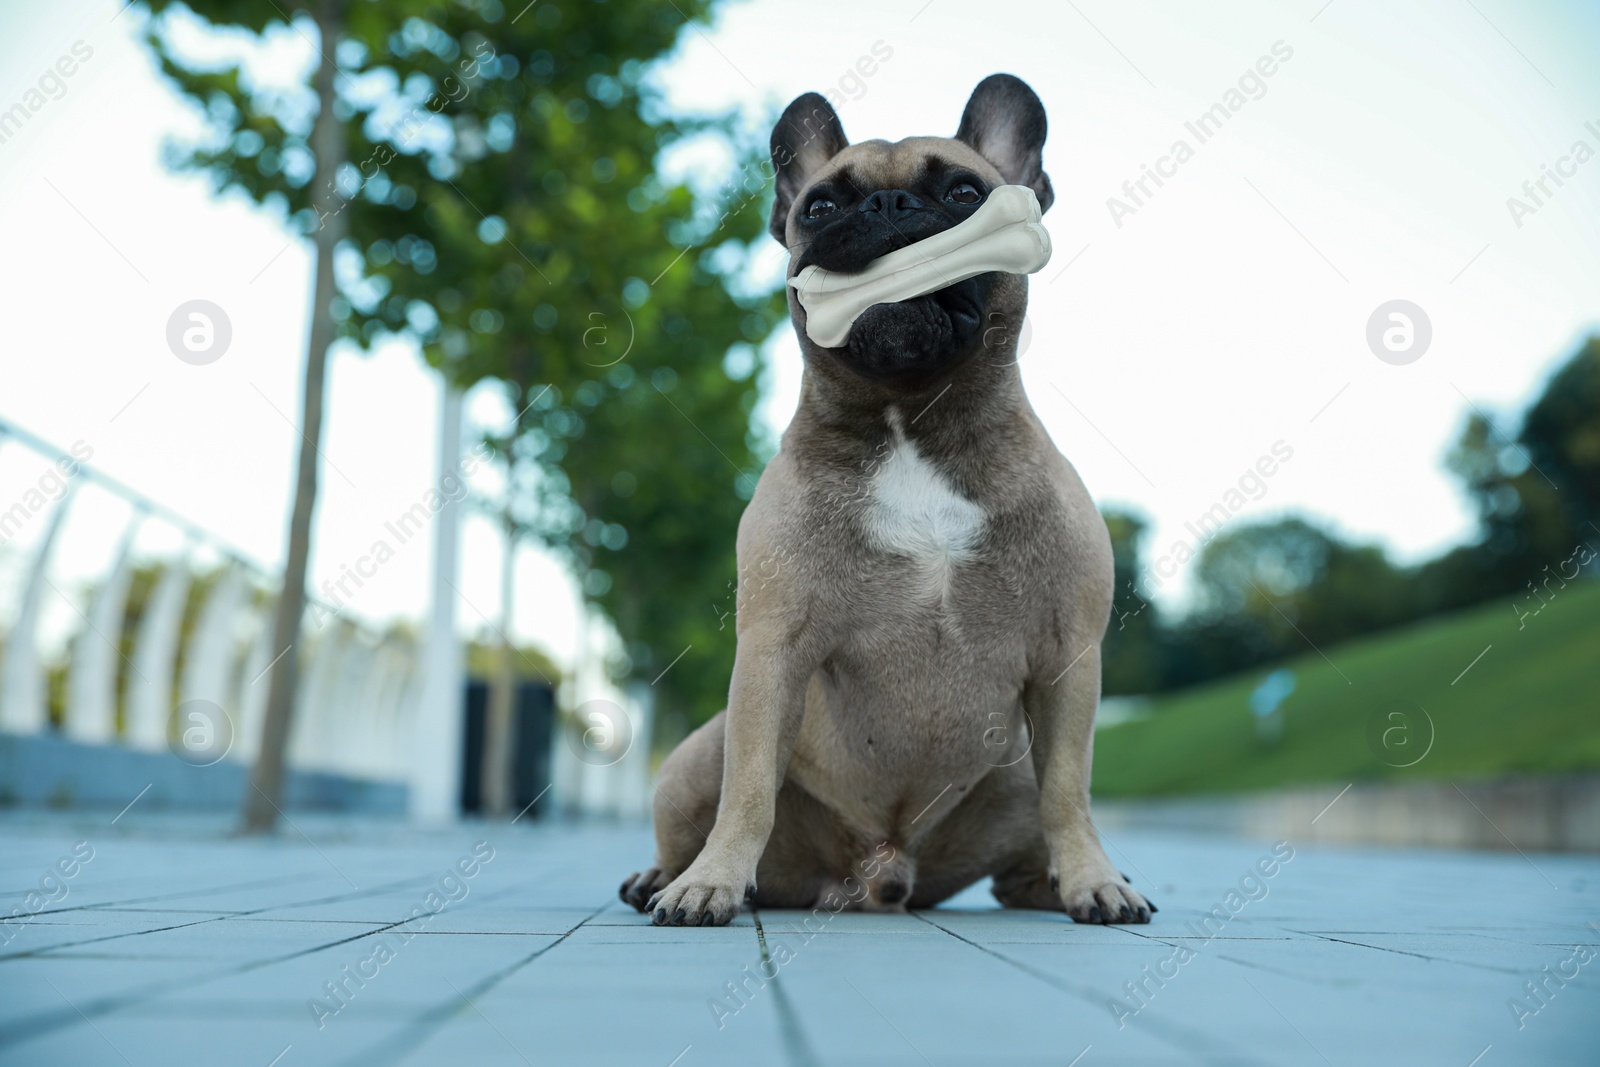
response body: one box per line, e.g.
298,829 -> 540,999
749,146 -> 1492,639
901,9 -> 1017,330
1102,335 -> 1600,695
142,0 -> 785,736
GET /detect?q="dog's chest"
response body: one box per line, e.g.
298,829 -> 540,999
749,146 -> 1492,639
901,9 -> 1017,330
857,414 -> 985,590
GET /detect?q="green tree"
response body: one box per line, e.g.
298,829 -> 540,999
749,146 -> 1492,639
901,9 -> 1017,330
1094,339 -> 1600,696
140,0 -> 384,830
1159,517 -> 1414,685
1419,338 -> 1600,613
1100,509 -> 1166,695
143,0 -> 784,824
342,3 -> 783,741
1515,335 -> 1600,541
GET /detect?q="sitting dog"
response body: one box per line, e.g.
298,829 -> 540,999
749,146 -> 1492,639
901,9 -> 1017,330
621,74 -> 1154,927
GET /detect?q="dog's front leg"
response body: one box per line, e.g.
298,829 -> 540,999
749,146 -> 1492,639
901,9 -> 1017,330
1025,642 -> 1152,924
647,627 -> 813,927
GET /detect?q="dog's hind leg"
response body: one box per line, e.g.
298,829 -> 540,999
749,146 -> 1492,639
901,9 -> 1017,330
620,712 -> 725,913
622,710 -> 853,916
990,844 -> 1065,910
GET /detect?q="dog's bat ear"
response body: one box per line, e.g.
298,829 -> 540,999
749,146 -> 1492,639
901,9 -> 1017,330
955,74 -> 1053,214
770,92 -> 849,244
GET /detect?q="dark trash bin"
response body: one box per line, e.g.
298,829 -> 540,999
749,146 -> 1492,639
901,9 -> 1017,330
460,681 -> 553,817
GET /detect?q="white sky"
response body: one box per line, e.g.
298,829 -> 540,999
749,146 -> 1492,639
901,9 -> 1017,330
1,0 -> 1597,670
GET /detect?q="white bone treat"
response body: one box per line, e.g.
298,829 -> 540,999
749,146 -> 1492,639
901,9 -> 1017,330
788,184 -> 1053,348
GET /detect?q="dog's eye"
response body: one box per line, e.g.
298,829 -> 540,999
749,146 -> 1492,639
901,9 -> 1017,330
806,197 -> 837,218
946,182 -> 982,205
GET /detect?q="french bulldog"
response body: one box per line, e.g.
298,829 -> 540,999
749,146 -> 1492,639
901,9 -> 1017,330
620,74 -> 1153,927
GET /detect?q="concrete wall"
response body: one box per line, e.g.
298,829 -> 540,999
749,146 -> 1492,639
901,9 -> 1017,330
1096,774 -> 1600,853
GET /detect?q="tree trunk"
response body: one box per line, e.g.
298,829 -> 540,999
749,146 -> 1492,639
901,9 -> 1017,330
242,0 -> 348,833
482,513 -> 517,816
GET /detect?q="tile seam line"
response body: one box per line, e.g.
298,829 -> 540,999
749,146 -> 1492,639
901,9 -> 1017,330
8,872 -> 453,960
2,917 -> 227,963
1288,931 -> 1529,976
751,905 -> 824,1067
909,911 -> 1269,1067
28,868 -> 440,920
0,916 -> 419,1049
1207,951 -> 1381,988
23,872 -> 318,917
335,903 -> 610,1067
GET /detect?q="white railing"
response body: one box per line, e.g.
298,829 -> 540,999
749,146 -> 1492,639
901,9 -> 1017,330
0,417 -> 420,785
0,414 -> 656,820
551,606 -> 655,820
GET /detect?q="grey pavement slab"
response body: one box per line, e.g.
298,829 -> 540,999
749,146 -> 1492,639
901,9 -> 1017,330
0,809 -> 1595,1066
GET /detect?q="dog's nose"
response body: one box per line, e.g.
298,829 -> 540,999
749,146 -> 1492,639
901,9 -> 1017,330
859,189 -> 926,223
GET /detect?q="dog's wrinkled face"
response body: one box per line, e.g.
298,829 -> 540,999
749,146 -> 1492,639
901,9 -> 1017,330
769,74 -> 1054,385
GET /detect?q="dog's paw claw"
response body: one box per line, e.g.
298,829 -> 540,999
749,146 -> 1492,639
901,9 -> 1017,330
620,867 -> 674,913
646,870 -> 744,928
1060,872 -> 1152,925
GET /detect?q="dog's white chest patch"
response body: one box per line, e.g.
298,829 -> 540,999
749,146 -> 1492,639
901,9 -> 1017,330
861,412 -> 985,589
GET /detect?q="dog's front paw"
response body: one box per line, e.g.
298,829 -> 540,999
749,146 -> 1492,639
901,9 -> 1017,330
646,865 -> 746,927
619,867 -> 674,913
1054,870 -> 1154,924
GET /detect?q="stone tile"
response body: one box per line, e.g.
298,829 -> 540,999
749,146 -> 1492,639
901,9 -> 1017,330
1,811 -> 1596,1066
39,920 -> 390,962
0,955 -> 222,1029
154,929 -> 565,1015
0,1012 -> 405,1067
394,906 -> 599,935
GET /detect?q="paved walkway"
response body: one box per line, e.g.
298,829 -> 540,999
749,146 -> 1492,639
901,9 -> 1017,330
0,810 -> 1595,1066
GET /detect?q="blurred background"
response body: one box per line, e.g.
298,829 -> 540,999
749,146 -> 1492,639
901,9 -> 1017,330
0,0 -> 1596,847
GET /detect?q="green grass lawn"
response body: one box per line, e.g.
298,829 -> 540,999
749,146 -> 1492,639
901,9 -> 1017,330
1091,579 -> 1600,797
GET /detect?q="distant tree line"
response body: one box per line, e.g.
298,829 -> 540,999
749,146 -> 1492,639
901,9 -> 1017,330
1101,337 -> 1600,695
